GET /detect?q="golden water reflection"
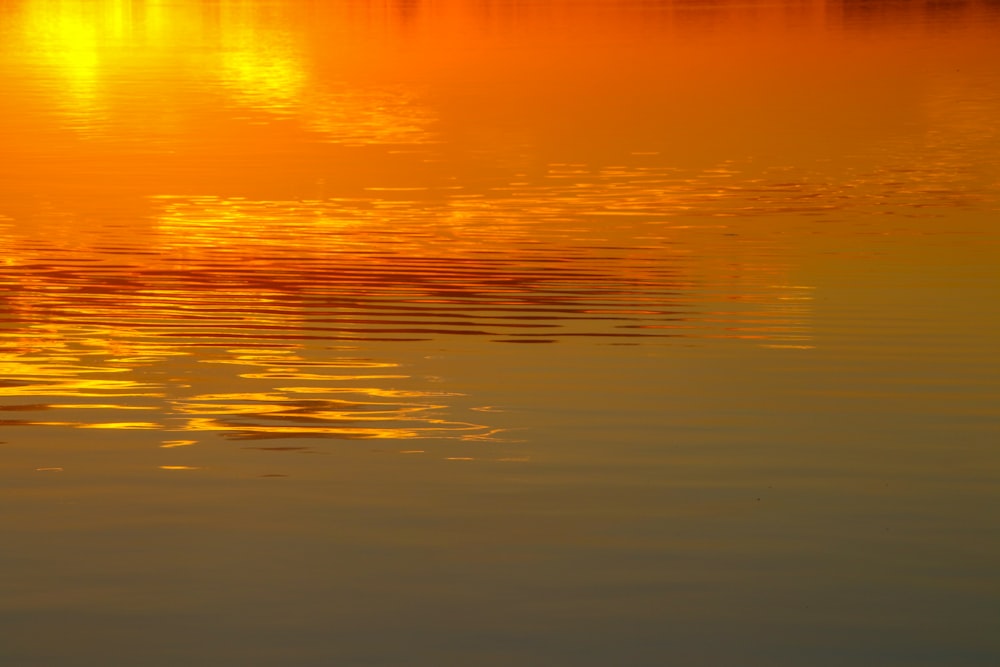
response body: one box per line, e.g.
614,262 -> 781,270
3,0 -> 1000,452
1,1 -> 1000,665
0,308 -> 494,445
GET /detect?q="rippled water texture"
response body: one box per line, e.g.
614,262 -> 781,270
1,1 -> 999,665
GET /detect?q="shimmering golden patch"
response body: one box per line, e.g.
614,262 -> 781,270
160,440 -> 198,448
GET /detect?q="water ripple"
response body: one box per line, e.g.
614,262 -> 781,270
0,182 -> 813,445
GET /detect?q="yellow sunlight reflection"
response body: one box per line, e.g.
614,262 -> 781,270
216,11 -> 437,144
18,1 -> 105,133
12,0 -> 437,146
160,440 -> 197,448
0,323 -> 498,441
79,422 -> 162,429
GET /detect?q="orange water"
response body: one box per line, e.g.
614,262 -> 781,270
1,1 -> 999,665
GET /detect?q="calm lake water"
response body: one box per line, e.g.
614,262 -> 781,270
1,1 -> 999,665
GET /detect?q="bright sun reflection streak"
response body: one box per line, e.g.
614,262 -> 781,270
79,422 -> 162,429
160,440 -> 197,448
22,2 -> 104,131
217,6 -> 308,117
13,0 -> 438,145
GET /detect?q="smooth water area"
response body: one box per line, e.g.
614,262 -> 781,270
1,1 -> 999,665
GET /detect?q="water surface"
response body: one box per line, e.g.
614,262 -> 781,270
1,1 -> 999,665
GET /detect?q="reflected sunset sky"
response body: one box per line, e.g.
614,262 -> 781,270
2,0 -> 999,453
4,0 -> 998,200
1,3 -> 999,665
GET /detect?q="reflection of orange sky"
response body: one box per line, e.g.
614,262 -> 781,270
1,8 -> 998,655
8,0 -> 440,139
1,0 -> 996,211
2,0 -> 1000,352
